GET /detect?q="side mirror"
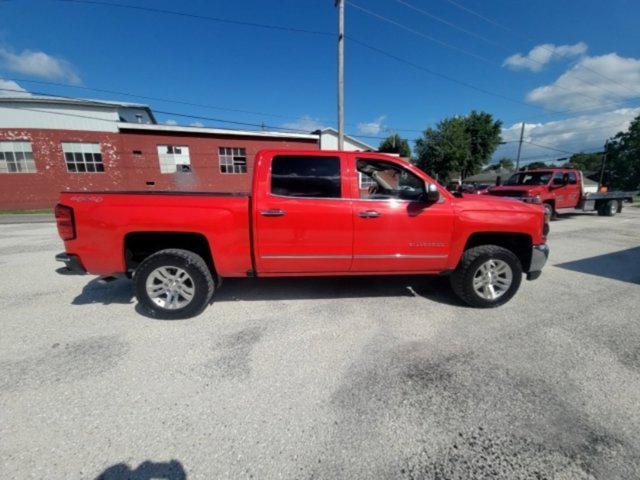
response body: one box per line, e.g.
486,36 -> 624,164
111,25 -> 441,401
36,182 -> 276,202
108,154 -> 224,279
425,182 -> 440,203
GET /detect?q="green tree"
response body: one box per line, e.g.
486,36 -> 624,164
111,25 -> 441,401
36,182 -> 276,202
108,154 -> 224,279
605,115 -> 640,190
486,157 -> 514,171
524,161 -> 551,170
564,152 -> 602,172
414,111 -> 502,181
378,134 -> 411,158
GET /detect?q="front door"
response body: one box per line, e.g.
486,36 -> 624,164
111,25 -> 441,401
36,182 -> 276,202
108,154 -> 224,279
254,153 -> 353,273
551,171 -> 576,208
350,156 -> 454,273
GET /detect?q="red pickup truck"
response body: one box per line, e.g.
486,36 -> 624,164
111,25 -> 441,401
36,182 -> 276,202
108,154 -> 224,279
487,168 -> 637,218
55,150 -> 549,318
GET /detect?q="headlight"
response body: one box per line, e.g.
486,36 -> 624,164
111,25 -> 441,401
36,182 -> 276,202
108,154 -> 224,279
522,195 -> 542,204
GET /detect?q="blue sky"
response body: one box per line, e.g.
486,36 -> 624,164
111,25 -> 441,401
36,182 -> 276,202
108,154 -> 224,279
1,0 -> 640,164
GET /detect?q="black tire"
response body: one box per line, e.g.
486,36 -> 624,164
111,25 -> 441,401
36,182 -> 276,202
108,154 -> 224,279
450,245 -> 523,308
134,248 -> 215,319
603,200 -> 619,217
543,202 -> 556,220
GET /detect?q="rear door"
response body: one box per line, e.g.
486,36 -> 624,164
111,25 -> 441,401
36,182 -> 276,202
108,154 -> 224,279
349,154 -> 454,273
253,152 -> 353,273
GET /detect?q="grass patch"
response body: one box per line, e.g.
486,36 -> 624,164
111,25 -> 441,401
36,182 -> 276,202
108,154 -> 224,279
0,209 -> 52,215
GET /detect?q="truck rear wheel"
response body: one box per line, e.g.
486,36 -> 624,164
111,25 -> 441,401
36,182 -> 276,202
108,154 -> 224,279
598,200 -> 619,217
450,245 -> 523,308
134,248 -> 215,319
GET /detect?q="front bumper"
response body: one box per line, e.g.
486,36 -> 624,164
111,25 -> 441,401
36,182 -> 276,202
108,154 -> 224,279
55,252 -> 86,275
527,244 -> 549,280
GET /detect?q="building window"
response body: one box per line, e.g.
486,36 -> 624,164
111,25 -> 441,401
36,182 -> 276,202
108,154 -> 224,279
0,141 -> 37,173
358,172 -> 377,189
157,145 -> 191,173
62,142 -> 104,173
219,147 -> 247,174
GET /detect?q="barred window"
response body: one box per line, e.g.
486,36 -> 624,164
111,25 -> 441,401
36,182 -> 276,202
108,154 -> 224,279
219,147 -> 247,174
358,172 -> 377,189
62,142 -> 104,173
157,145 -> 191,173
0,141 -> 37,173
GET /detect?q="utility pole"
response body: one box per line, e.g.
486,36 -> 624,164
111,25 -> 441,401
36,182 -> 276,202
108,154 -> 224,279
599,139 -> 609,190
514,121 -> 525,171
336,0 -> 345,150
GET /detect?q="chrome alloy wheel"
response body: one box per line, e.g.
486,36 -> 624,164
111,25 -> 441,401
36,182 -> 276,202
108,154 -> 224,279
145,266 -> 195,310
472,259 -> 513,301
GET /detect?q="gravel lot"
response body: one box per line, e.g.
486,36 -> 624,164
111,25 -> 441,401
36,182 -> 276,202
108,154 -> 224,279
1,207 -> 640,479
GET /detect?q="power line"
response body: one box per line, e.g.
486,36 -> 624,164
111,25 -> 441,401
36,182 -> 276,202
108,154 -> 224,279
0,94 -> 390,141
392,0 -> 630,101
349,1 -> 495,66
393,0 -> 503,49
525,141 -> 577,155
57,0 -> 333,37
440,0 -> 640,96
2,85 -> 634,145
346,36 -> 559,113
0,75 -> 423,136
47,0 -> 637,123
350,1 -> 625,110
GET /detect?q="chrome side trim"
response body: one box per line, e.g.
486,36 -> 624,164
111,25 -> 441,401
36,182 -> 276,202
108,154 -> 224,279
354,254 -> 448,259
261,254 -> 447,260
261,255 -> 351,259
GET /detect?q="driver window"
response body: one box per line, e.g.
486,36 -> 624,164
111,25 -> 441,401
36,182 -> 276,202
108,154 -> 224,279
357,158 -> 424,200
552,172 -> 564,185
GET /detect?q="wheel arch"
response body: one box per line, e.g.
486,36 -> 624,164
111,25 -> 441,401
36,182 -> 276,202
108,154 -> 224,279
462,232 -> 533,271
124,231 -> 216,276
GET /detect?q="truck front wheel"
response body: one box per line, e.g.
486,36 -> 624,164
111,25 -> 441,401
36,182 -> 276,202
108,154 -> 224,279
450,245 -> 523,308
134,248 -> 215,319
543,202 -> 557,220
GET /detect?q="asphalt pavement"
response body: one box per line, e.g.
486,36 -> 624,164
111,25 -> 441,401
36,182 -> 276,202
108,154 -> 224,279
1,207 -> 639,479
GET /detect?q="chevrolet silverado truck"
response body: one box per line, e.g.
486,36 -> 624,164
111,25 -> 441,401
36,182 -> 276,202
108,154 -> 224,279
55,150 -> 549,319
487,168 -> 637,219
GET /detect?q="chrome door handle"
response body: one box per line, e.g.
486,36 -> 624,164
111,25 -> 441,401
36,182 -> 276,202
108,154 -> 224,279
358,210 -> 381,218
260,209 -> 286,217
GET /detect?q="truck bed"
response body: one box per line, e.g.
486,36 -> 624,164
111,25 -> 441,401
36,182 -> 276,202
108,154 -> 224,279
58,191 -> 253,277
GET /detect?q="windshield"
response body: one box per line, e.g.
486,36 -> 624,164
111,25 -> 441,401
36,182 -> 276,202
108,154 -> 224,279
504,171 -> 552,186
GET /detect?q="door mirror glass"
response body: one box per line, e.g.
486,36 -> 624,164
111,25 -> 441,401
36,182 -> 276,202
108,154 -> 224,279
425,182 -> 440,203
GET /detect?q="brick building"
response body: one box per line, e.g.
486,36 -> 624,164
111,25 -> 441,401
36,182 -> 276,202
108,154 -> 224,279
0,96 -> 372,210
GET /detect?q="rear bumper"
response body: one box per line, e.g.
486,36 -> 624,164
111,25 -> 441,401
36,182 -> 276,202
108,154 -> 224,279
55,252 -> 86,275
527,244 -> 549,280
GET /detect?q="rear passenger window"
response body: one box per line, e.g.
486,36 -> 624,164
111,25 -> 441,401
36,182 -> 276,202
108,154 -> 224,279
271,155 -> 341,198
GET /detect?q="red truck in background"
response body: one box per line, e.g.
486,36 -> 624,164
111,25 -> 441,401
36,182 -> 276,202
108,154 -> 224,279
55,150 -> 549,319
487,168 -> 637,219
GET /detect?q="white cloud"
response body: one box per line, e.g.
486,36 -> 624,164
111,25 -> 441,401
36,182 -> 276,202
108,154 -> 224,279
281,115 -> 325,132
503,42 -> 587,72
189,121 -> 204,127
357,115 -> 386,135
0,78 -> 30,97
526,53 -> 640,110
164,119 -> 178,126
494,107 -> 640,164
0,46 -> 81,84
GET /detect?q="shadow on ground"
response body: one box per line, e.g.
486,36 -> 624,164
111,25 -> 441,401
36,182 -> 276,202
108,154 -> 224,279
72,278 -> 135,306
96,460 -> 186,480
555,246 -> 640,284
71,275 -> 464,310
